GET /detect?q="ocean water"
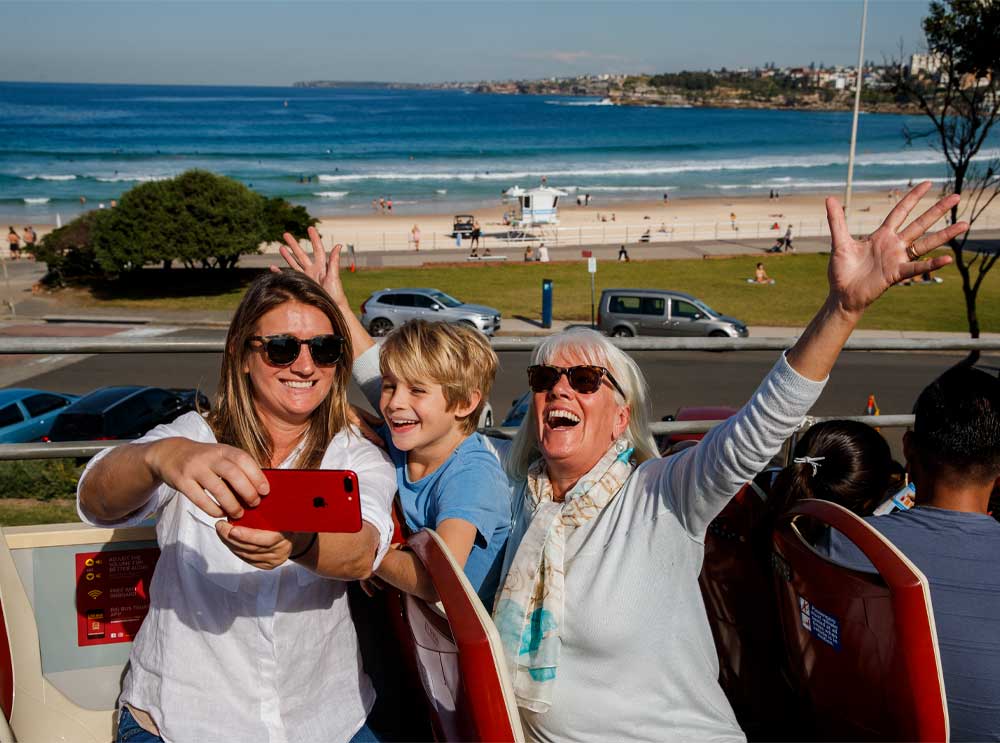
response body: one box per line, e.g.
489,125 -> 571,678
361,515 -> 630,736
0,81 -> 985,224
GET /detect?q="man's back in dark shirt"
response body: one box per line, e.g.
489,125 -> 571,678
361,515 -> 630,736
826,506 -> 1000,741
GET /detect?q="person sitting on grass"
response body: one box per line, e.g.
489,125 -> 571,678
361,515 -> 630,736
750,262 -> 775,284
277,230 -> 511,608
824,365 -> 1000,741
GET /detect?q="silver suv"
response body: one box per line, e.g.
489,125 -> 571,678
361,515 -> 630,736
598,288 -> 748,338
360,288 -> 502,337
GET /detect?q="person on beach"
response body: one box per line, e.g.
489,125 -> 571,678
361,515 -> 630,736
524,245 -> 534,262
379,197 -> 385,213
618,244 -> 630,262
784,224 -> 794,252
275,229 -> 512,609
538,243 -> 549,263
386,197 -> 393,213
489,181 -> 965,741
77,271 -> 397,742
411,224 -> 421,252
663,192 -> 669,205
6,227 -> 20,259
730,211 -> 738,231
22,225 -> 36,255
471,220 -> 481,250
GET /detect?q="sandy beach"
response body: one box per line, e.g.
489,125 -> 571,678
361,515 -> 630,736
13,188 -> 1000,256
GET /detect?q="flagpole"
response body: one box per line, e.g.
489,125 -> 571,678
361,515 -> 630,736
844,0 -> 869,219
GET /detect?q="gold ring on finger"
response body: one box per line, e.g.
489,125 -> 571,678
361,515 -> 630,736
906,244 -> 920,261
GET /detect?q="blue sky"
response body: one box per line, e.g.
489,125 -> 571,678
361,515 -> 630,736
3,1 -> 929,86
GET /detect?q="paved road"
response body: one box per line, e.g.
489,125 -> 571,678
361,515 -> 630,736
9,325 -> 997,458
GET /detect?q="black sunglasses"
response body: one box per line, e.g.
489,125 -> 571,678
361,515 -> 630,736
527,364 -> 626,397
249,334 -> 346,367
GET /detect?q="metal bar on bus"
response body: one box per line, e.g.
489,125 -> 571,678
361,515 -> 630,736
2,337 -> 999,355
0,414 -> 916,459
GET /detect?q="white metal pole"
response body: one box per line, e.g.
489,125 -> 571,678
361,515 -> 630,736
845,0 -> 868,218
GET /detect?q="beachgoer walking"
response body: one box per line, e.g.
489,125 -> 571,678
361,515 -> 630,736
22,226 -> 36,255
730,211 -> 737,231
471,220 -> 481,249
379,197 -> 385,213
784,224 -> 794,252
386,197 -> 393,213
411,224 -> 421,252
7,227 -> 20,259
618,244 -> 630,262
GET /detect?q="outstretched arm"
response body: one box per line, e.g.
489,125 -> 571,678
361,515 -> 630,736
272,226 -> 375,358
658,182 -> 968,535
786,181 -> 967,380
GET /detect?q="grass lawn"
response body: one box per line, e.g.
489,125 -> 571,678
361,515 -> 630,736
0,499 -> 79,526
71,252 -> 998,333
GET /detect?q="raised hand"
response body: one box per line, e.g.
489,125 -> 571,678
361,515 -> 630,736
145,437 -> 269,519
271,226 -> 349,308
825,181 -> 968,314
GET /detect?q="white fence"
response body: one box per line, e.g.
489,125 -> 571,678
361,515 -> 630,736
321,212 -> 1000,253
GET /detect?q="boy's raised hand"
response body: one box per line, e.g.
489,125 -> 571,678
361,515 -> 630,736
272,226 -> 350,308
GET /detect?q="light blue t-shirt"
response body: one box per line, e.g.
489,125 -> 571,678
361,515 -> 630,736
380,426 -> 511,608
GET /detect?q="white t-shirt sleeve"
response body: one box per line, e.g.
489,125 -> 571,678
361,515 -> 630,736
332,427 -> 396,571
76,411 -> 213,528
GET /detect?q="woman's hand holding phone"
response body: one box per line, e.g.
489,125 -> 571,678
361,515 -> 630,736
144,437 -> 270,519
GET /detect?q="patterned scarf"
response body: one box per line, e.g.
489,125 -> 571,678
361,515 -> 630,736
493,438 -> 635,713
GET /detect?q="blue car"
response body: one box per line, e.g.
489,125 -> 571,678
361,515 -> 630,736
0,389 -> 80,443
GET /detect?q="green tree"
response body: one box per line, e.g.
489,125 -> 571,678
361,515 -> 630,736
893,0 -> 1000,346
34,210 -> 108,285
38,171 -> 316,280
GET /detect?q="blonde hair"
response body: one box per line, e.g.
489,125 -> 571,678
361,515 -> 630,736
506,327 -> 659,480
379,320 -> 498,435
208,272 -> 354,469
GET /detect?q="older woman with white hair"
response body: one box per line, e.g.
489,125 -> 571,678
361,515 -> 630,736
490,182 -> 966,741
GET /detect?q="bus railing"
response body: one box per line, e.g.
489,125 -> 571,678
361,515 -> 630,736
0,336 -> 988,460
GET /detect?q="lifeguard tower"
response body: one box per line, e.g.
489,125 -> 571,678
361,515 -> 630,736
502,185 -> 567,227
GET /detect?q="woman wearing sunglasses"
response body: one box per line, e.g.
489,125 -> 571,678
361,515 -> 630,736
77,271 -> 396,743
491,182 -> 967,741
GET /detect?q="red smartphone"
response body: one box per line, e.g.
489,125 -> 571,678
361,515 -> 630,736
229,469 -> 362,533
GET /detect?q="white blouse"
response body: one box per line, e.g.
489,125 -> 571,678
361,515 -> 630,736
77,412 -> 396,743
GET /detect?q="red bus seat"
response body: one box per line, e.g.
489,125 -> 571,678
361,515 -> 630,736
405,529 -> 524,743
699,475 -> 793,736
771,499 -> 948,741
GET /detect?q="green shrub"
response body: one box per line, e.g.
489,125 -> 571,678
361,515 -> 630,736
40,170 -> 317,281
0,459 -> 85,501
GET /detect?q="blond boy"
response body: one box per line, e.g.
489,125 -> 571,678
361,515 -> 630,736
277,230 -> 511,606
362,320 -> 510,605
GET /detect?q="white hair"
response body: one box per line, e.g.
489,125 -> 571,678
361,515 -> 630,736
506,327 -> 660,480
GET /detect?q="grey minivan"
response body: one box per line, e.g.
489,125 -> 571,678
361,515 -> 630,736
360,288 -> 502,337
598,289 -> 748,338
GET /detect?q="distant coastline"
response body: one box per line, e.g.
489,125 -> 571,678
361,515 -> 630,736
295,65 -> 920,115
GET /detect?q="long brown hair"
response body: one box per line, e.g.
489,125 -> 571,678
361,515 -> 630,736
208,271 -> 354,469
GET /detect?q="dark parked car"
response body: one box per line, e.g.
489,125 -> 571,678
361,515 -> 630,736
501,391 -> 532,428
0,389 -> 79,443
46,386 -> 210,442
